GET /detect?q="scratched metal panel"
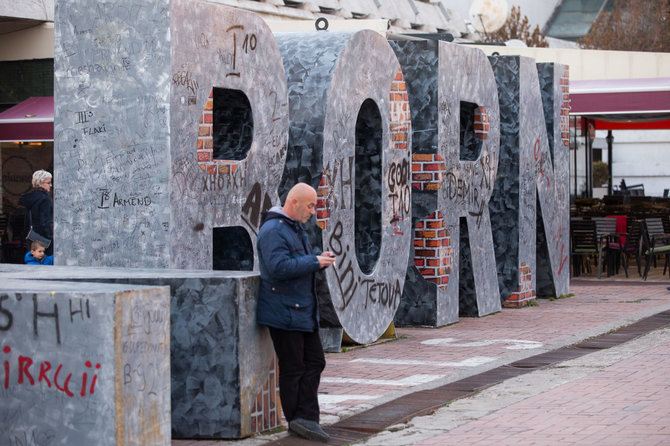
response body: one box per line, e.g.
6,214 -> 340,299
488,56 -> 527,302
390,40 -> 448,327
536,62 -> 571,297
392,40 -> 501,326
277,30 -> 412,345
438,42 -> 501,318
486,57 -> 571,304
0,264 -> 272,439
520,58 -> 570,298
0,279 -> 170,446
169,0 -> 289,270
53,0 -> 171,267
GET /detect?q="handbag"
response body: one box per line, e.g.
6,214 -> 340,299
25,209 -> 51,249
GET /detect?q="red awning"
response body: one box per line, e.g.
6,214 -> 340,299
570,78 -> 670,130
0,96 -> 54,142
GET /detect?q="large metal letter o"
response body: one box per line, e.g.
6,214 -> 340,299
326,31 -> 412,344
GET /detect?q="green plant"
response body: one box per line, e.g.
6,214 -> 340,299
593,161 -> 609,187
549,293 -> 574,301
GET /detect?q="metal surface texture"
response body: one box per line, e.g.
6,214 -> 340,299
392,40 -> 502,327
489,57 -> 570,304
53,0 -> 171,268
438,42 -> 501,318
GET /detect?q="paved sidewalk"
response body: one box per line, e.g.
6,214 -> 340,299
174,278 -> 670,445
358,324 -> 670,445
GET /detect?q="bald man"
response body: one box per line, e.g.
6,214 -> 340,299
256,183 -> 336,442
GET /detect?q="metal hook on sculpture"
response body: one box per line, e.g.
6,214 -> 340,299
315,17 -> 329,31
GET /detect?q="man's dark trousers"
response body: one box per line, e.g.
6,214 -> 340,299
269,327 -> 326,422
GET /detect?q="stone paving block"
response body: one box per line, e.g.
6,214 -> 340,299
0,265 -> 276,439
0,278 -> 170,446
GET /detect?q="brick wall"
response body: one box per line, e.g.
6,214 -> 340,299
249,355 -> 282,433
504,261 -> 536,308
560,68 -> 570,149
197,89 -> 240,175
474,106 -> 490,141
316,175 -> 330,230
411,153 -> 445,191
390,68 -> 410,151
413,211 -> 452,289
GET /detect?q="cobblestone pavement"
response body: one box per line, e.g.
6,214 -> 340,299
174,274 -> 670,445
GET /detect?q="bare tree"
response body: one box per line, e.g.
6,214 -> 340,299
581,0 -> 670,52
480,6 -> 548,48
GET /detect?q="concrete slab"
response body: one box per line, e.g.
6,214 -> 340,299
0,278 -> 170,446
0,264 -> 276,439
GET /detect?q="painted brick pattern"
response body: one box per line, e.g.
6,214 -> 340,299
249,355 -> 281,434
389,68 -> 411,150
411,153 -> 446,191
413,211 -> 452,289
504,261 -> 536,307
316,69 -> 409,232
559,67 -> 570,148
197,89 -> 241,175
316,174 -> 330,230
474,106 -> 489,140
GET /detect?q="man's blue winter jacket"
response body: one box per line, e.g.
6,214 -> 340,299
256,207 -> 321,332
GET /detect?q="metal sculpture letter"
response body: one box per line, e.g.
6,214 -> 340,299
490,56 -> 569,306
54,0 -> 172,267
170,0 -> 289,270
277,30 -> 412,344
393,40 -> 501,327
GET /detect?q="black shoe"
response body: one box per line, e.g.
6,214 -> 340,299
288,418 -> 330,442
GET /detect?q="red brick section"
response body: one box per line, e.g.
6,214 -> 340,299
411,154 -> 449,287
197,88 -> 241,175
504,261 -> 537,308
411,153 -> 445,191
474,106 -> 489,140
414,211 -> 452,289
316,174 -> 330,230
249,355 -> 282,434
389,68 -> 410,150
560,67 -> 570,148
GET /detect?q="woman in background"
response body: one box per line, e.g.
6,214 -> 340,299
20,170 -> 53,256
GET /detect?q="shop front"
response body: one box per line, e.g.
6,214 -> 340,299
0,96 -> 54,262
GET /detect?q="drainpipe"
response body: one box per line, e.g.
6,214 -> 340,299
606,130 -> 613,196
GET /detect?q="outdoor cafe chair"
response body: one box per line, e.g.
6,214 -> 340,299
619,219 -> 644,278
571,219 -> 598,277
592,216 -> 625,279
641,217 -> 670,280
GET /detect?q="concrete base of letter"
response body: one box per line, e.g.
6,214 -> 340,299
319,327 -> 344,353
0,278 -> 171,446
0,265 -> 278,439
